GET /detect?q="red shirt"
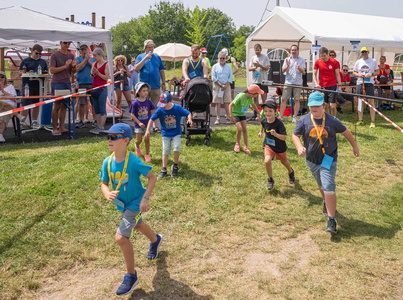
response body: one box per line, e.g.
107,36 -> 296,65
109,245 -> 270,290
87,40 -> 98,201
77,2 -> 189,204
377,64 -> 390,79
92,61 -> 108,88
314,57 -> 339,87
340,72 -> 351,84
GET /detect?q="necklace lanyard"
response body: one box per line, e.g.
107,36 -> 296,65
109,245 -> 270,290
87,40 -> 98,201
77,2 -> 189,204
310,113 -> 326,154
189,57 -> 201,70
107,151 -> 129,190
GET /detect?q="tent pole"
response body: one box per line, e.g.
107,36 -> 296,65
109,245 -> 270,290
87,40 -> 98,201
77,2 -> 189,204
341,46 -> 344,65
0,48 -> 4,72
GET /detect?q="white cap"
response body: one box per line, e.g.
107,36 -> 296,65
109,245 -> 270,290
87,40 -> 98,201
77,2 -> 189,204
222,48 -> 229,56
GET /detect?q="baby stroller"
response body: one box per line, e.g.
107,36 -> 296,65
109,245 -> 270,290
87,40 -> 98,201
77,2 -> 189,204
181,77 -> 213,145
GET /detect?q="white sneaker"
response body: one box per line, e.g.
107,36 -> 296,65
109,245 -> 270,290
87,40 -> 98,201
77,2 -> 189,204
292,116 -> 297,123
0,134 -> 5,142
89,128 -> 100,135
214,119 -> 220,125
31,121 -> 41,129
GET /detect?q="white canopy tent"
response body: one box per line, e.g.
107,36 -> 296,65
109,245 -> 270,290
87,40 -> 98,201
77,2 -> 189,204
246,6 -> 403,84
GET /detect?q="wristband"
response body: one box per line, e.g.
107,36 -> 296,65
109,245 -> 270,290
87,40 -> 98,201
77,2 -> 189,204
143,196 -> 150,200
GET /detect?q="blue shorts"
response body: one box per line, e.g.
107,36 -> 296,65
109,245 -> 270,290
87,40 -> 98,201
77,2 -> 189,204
51,82 -> 71,106
115,84 -> 131,92
306,160 -> 337,192
162,135 -> 181,155
356,84 -> 375,96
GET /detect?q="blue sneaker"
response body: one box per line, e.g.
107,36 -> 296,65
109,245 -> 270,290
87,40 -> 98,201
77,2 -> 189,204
148,234 -> 163,260
116,272 -> 138,296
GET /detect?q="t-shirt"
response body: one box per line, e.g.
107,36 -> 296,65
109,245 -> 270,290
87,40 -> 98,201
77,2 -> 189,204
128,98 -> 155,128
340,72 -> 351,84
50,50 -> 75,84
260,118 -> 287,153
377,64 -> 390,79
135,53 -> 165,89
19,57 -> 48,88
75,56 -> 94,85
250,54 -> 270,84
231,92 -> 254,116
313,58 -> 339,87
101,152 -> 152,212
353,58 -> 378,85
150,104 -> 190,137
282,56 -> 306,85
293,113 -> 347,165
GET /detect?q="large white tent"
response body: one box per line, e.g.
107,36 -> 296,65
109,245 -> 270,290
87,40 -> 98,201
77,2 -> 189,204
246,6 -> 403,83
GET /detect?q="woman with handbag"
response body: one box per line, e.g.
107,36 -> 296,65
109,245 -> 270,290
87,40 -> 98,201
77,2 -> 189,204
89,48 -> 110,135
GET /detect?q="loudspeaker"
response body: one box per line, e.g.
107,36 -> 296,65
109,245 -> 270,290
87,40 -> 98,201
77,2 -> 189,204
269,60 -> 284,84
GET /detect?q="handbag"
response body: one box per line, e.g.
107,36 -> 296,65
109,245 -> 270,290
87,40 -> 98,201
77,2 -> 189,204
90,87 -> 104,98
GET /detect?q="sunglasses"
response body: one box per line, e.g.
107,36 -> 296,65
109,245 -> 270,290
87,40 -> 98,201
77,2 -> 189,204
361,51 -> 368,53
107,134 -> 125,141
329,54 -> 335,57
342,69 -> 348,72
117,59 -> 124,61
0,75 -> 5,78
35,52 -> 42,55
219,57 -> 226,60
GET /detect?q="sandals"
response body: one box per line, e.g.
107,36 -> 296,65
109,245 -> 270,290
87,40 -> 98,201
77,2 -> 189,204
244,147 -> 252,154
234,143 -> 240,153
51,130 -> 61,136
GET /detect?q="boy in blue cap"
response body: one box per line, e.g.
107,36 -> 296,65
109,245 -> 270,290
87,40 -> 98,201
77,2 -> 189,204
145,92 -> 193,178
100,123 -> 162,296
292,92 -> 359,234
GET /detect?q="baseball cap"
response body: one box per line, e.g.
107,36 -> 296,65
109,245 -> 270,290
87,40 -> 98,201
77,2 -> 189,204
135,82 -> 151,97
200,47 -> 207,53
261,100 -> 277,110
157,91 -> 173,107
79,44 -> 88,50
308,92 -> 324,106
360,47 -> 369,52
222,48 -> 229,56
247,84 -> 264,95
144,39 -> 154,48
100,123 -> 133,140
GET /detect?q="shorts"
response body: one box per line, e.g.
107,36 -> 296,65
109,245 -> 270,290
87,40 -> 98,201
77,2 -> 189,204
51,82 -> 71,106
257,83 -> 269,94
306,160 -> 337,192
281,85 -> 302,101
115,84 -> 131,92
149,89 -> 161,107
234,115 -> 246,123
356,84 -> 375,96
264,146 -> 288,162
212,83 -> 232,104
134,127 -> 152,134
162,134 -> 181,155
77,84 -> 92,104
323,86 -> 337,104
117,209 -> 143,238
230,81 -> 235,90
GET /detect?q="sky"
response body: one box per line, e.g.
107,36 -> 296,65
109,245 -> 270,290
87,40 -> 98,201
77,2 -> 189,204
2,0 -> 403,29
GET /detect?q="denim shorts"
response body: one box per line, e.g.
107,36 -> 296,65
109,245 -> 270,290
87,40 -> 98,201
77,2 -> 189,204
356,83 -> 375,96
162,134 -> 181,155
115,84 -> 131,92
117,209 -> 143,237
51,82 -> 71,106
306,160 -> 337,192
90,87 -> 107,116
134,127 -> 152,134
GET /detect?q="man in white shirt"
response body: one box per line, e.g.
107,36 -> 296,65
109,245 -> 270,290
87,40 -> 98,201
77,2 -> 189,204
280,44 -> 306,122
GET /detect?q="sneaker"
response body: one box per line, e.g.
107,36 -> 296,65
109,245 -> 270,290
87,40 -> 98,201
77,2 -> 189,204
234,143 -> 240,153
337,107 -> 343,114
171,165 -> 179,177
148,234 -> 163,260
144,155 -> 151,162
243,146 -> 252,154
355,120 -> 364,126
322,201 -> 328,217
267,177 -> 275,190
0,134 -> 5,143
288,169 -> 295,184
135,147 -> 143,156
75,121 -> 86,128
214,119 -> 220,125
158,169 -> 167,178
246,117 -> 255,122
326,218 -> 337,234
369,122 -> 376,128
31,121 -> 41,129
92,120 -> 98,128
292,116 -> 297,123
89,128 -> 100,135
116,272 -> 139,295
43,124 -> 53,131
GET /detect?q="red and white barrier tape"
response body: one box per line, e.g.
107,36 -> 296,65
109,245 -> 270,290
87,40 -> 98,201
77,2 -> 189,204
359,97 -> 403,133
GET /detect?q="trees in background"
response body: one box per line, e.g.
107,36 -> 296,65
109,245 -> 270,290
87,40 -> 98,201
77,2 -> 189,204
110,1 -> 254,64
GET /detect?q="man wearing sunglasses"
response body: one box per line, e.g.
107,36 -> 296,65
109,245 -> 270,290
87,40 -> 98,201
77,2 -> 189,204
352,47 -> 379,128
19,44 -> 48,128
49,41 -> 77,136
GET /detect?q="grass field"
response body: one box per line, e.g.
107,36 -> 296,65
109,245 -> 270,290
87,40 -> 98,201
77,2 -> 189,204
0,107 -> 402,299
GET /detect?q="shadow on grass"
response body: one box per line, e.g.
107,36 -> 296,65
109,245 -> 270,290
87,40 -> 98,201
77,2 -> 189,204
129,251 -> 213,300
0,202 -> 59,255
330,212 -> 401,242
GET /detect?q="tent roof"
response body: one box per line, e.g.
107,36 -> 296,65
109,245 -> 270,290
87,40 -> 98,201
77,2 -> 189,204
247,6 -> 403,49
0,6 -> 111,48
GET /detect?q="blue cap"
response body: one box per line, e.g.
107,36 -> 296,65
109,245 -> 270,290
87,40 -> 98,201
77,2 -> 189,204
308,92 -> 324,106
158,91 -> 173,107
100,123 -> 132,139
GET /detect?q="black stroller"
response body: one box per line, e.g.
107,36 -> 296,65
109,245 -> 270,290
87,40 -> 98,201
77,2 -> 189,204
181,77 -> 213,145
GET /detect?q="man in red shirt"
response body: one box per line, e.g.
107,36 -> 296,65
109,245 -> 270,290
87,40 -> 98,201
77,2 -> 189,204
313,47 -> 341,116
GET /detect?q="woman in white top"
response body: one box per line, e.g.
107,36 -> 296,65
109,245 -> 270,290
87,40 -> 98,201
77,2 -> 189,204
0,71 -> 21,142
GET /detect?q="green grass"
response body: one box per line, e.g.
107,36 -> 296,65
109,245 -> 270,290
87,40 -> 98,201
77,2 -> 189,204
0,109 -> 402,299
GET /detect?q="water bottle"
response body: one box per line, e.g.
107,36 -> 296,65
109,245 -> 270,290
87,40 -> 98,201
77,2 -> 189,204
24,84 -> 29,97
37,64 -> 42,75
